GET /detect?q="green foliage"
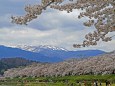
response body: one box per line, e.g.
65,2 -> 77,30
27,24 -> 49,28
0,61 -> 8,75
0,74 -> 115,86
0,57 -> 37,75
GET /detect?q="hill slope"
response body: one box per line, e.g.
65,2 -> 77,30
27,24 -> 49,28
0,58 -> 37,75
4,50 -> 115,77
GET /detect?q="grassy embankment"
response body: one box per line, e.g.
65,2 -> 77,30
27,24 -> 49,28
0,74 -> 115,86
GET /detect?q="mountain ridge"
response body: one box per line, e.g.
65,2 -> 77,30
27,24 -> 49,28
0,45 -> 105,62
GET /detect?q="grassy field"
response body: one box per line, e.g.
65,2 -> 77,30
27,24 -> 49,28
0,74 -> 115,86
1,82 -> 115,86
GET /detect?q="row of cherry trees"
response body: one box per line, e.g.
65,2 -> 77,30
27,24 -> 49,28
4,52 -> 115,77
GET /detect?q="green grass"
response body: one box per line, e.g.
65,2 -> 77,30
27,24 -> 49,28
0,74 -> 115,86
0,82 -> 115,86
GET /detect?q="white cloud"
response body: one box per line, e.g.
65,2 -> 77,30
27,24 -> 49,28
0,26 -> 115,52
29,9 -> 86,31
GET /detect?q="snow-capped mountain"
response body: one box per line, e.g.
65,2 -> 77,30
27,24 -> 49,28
0,45 -> 106,62
0,45 -> 62,62
14,45 -> 105,60
15,45 -> 68,52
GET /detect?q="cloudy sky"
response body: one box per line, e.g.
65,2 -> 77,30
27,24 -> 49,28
0,0 -> 115,52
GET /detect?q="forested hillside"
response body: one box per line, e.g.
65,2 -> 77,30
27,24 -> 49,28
0,58 -> 37,75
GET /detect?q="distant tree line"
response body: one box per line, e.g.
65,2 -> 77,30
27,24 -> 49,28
0,57 -> 37,75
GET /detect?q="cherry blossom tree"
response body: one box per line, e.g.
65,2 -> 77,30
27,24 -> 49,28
11,0 -> 115,48
4,51 -> 115,77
